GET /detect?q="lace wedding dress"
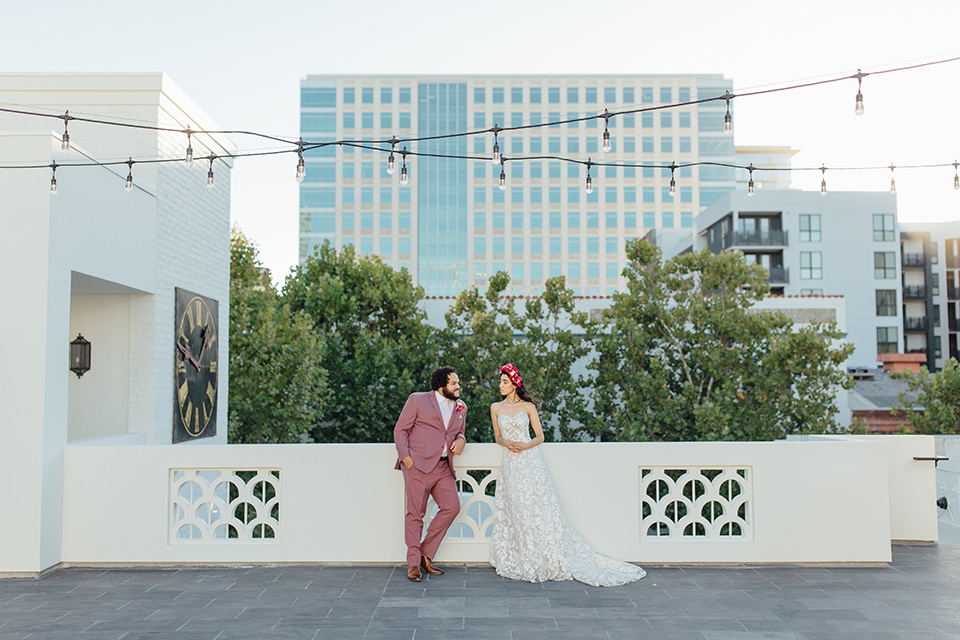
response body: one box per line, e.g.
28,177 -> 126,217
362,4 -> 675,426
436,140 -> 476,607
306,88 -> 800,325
488,413 -> 646,586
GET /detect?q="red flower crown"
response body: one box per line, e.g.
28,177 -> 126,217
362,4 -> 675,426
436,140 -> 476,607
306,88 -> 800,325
499,363 -> 523,388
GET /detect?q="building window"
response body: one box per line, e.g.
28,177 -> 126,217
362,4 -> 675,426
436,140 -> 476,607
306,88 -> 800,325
492,87 -> 504,103
474,87 -> 485,103
529,87 -> 541,103
800,252 -> 822,279
874,252 -> 896,278
800,289 -> 823,295
873,214 -> 895,242
877,327 -> 898,354
799,214 -> 821,242
511,87 -> 523,103
876,290 -> 897,316
380,87 -> 392,104
934,304 -> 941,328
932,273 -> 940,296
934,336 -> 942,359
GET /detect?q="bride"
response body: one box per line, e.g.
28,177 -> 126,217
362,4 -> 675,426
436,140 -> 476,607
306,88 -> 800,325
488,363 -> 645,587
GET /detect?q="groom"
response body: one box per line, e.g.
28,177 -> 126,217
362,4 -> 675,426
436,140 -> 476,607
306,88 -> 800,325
394,366 -> 467,582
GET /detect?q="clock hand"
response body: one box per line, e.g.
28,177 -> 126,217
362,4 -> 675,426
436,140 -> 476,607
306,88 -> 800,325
177,342 -> 201,371
197,325 -> 210,361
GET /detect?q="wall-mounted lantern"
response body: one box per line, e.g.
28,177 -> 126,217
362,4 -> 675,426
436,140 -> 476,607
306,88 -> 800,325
70,333 -> 91,378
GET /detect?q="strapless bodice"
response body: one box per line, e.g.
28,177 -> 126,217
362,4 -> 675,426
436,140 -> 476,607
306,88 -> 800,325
498,412 -> 531,442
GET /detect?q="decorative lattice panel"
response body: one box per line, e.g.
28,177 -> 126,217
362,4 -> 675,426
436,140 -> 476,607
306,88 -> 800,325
424,467 -> 498,542
170,469 -> 280,544
640,467 -> 752,542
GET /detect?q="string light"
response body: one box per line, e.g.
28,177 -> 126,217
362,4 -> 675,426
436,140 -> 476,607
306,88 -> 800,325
387,136 -> 398,175
585,158 -> 593,194
723,91 -> 733,136
669,161 -> 677,197
855,69 -> 866,116
602,109 -> 612,153
399,147 -> 409,185
954,161 -> 959,190
889,163 -> 896,194
296,138 -> 305,183
820,165 -> 827,196
747,163 -> 755,196
207,156 -> 215,188
50,161 -> 58,195
184,128 -> 194,166
61,111 -> 71,154
491,125 -> 502,165
125,158 -> 134,192
499,156 -> 507,190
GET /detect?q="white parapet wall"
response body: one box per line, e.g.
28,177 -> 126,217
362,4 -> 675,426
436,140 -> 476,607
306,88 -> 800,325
57,436 -> 939,570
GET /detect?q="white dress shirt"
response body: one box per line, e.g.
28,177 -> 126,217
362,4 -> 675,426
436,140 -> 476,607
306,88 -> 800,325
435,391 -> 454,456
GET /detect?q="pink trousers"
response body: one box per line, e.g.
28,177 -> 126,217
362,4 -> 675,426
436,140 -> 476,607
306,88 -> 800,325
402,460 -> 460,568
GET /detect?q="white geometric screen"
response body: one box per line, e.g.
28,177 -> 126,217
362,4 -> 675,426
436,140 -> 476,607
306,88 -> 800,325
170,469 -> 280,544
640,467 -> 752,542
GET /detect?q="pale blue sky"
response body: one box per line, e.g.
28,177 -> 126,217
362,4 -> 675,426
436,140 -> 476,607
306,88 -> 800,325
4,0 -> 960,281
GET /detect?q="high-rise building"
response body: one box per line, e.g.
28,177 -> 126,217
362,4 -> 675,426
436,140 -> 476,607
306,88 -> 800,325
299,74 -> 735,296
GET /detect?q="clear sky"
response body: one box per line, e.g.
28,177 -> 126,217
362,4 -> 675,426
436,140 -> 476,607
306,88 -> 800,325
4,0 -> 960,283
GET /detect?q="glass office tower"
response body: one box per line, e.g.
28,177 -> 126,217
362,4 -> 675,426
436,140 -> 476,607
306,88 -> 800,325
299,74 -> 735,296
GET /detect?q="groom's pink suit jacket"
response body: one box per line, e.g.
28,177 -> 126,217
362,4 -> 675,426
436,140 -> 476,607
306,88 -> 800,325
394,392 -> 467,474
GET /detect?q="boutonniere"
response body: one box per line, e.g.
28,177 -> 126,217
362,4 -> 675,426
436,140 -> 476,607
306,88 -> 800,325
455,400 -> 465,415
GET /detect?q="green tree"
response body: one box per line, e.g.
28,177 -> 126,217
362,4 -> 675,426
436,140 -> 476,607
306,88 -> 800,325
282,242 -> 437,442
893,358 -> 960,434
442,272 -> 596,443
584,239 -> 853,442
228,228 -> 328,443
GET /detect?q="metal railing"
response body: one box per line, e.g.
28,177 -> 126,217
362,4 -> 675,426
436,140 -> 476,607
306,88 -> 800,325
733,230 -> 788,246
901,253 -> 925,268
903,317 -> 929,332
902,285 -> 927,299
766,266 -> 789,284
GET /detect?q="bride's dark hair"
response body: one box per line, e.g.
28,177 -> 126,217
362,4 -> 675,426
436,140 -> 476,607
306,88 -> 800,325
498,363 -> 539,407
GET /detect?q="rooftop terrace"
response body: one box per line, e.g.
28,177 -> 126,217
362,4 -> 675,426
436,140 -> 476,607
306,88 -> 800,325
2,545 -> 959,640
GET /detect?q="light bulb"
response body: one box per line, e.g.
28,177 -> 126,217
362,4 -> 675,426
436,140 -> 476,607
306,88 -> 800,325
185,130 -> 194,165
207,158 -> 215,188
585,175 -> 593,194
723,112 -> 732,136
400,163 -> 409,185
954,173 -> 959,191
669,177 -> 676,197
50,165 -> 58,195
387,152 -> 395,175
499,168 -> 506,190
602,128 -> 611,153
855,91 -> 864,116
61,111 -> 70,154
890,178 -> 896,194
296,154 -> 306,183
492,141 -> 501,165
820,179 -> 827,196
125,159 -> 134,192
747,178 -> 755,196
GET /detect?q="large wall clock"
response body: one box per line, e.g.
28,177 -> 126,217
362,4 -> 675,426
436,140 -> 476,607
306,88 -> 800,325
173,287 -> 219,443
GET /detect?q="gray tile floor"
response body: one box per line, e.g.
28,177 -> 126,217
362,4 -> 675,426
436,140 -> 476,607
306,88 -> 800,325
2,545 -> 959,640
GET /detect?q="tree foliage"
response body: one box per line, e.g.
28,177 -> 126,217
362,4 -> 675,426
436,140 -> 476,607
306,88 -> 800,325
441,272 -> 595,442
282,242 -> 437,443
228,229 -> 328,443
583,240 -> 853,442
893,358 -> 960,434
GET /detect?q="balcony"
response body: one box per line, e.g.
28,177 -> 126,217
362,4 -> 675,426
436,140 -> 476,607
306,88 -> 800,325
732,229 -> 788,247
765,266 -> 789,284
903,316 -> 929,333
902,285 -> 927,300
948,286 -> 959,301
950,318 -> 960,332
902,253 -> 926,268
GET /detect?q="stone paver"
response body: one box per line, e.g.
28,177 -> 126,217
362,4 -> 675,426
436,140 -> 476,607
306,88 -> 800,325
1,545 -> 959,639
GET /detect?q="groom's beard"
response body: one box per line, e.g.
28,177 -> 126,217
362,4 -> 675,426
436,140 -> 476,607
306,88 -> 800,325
440,388 -> 459,400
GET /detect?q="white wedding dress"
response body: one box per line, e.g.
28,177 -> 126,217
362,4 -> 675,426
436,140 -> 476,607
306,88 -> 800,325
488,412 -> 646,586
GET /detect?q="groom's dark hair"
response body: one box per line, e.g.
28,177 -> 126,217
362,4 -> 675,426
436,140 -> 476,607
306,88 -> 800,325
431,366 -> 457,391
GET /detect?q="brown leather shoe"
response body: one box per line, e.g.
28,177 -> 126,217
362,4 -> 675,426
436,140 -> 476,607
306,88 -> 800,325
420,556 -> 443,575
406,566 -> 422,582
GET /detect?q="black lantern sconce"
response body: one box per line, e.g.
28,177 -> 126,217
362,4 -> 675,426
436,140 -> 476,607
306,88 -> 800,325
70,333 -> 91,378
